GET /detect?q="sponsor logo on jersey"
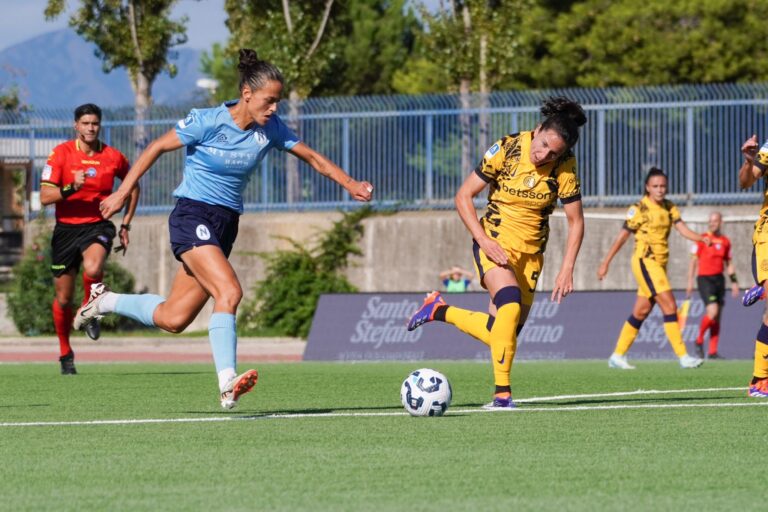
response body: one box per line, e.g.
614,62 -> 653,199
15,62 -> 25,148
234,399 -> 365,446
41,165 -> 52,181
253,128 -> 267,144
85,167 -> 97,178
215,133 -> 228,144
196,224 -> 211,240
627,207 -> 637,219
499,182 -> 554,201
484,143 -> 500,159
97,235 -> 109,243
178,114 -> 194,129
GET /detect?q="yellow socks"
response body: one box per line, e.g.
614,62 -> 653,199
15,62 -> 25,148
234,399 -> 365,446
663,313 -> 687,357
488,287 -> 522,388
444,307 -> 492,346
613,315 -> 643,356
754,324 -> 768,379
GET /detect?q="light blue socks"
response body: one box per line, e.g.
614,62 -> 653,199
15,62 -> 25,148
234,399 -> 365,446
114,294 -> 165,327
208,312 -> 237,375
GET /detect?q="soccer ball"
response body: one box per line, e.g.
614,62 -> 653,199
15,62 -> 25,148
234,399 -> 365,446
400,368 -> 452,417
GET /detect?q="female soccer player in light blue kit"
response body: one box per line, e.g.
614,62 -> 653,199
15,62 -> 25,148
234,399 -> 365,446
75,49 -> 374,409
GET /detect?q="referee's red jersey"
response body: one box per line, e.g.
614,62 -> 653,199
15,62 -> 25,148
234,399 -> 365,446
41,140 -> 130,224
692,233 -> 732,276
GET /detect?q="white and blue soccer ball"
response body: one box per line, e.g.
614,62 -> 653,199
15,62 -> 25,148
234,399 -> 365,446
400,368 -> 452,417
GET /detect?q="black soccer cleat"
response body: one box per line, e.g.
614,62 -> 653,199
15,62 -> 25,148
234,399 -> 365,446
59,351 -> 77,375
84,318 -> 101,340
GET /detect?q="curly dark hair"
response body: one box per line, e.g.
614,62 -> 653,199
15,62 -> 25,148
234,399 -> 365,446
539,96 -> 587,149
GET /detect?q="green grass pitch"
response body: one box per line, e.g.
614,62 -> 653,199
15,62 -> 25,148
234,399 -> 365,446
1,359 -> 765,511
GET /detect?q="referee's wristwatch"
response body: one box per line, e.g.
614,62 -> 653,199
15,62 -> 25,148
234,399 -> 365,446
120,224 -> 131,231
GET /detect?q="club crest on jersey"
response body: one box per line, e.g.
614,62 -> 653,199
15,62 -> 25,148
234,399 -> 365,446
41,165 -> 52,181
178,114 -> 194,129
253,128 -> 267,144
196,224 -> 211,241
85,167 -> 97,178
523,175 -> 536,188
484,143 -> 500,159
714,243 -> 722,250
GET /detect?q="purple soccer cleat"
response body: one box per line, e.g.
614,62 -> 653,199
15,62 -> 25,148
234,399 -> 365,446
406,291 -> 446,331
742,284 -> 766,307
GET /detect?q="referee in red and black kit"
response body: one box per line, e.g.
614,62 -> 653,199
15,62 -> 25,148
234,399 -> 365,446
686,211 -> 740,360
39,103 -> 140,374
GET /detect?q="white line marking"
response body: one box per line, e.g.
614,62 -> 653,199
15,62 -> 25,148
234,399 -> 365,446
0,386 -> 754,428
515,386 -> 746,403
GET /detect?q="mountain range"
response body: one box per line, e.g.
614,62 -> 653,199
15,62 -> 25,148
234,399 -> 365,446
0,29 -> 205,109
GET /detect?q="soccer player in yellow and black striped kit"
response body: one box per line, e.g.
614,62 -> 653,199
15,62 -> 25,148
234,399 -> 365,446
738,134 -> 768,397
407,97 -> 587,409
597,168 -> 707,370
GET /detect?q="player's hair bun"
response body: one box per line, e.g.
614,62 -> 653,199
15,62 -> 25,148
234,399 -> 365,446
238,49 -> 261,72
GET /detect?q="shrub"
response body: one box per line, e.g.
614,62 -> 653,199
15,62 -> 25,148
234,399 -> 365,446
8,224 -> 139,335
238,207 -> 374,338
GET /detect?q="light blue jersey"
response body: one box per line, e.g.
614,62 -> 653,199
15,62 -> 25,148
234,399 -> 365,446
173,100 -> 299,213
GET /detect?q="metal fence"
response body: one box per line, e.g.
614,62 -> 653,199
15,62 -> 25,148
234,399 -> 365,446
2,83 -> 768,215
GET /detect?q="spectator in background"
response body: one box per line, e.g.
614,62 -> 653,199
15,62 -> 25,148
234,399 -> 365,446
440,266 -> 473,293
686,211 -> 739,360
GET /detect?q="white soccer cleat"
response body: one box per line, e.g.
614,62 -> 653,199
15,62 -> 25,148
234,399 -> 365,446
608,353 -> 636,370
219,369 -> 259,410
679,354 -> 704,369
73,283 -> 108,331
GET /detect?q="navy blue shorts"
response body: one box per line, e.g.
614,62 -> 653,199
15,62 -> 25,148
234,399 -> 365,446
168,198 -> 239,262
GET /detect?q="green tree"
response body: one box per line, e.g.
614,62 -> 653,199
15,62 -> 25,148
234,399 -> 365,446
44,0 -> 190,149
320,0 -> 420,96
402,0 -> 533,168
532,0 -> 768,88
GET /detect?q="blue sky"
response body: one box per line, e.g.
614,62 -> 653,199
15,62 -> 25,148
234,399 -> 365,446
0,0 -> 228,51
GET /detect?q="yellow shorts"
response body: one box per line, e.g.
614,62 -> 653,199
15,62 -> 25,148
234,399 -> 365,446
471,240 -> 543,307
631,256 -> 671,299
752,217 -> 768,284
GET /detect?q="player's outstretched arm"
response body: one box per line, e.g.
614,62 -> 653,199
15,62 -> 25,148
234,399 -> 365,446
289,142 -> 373,202
674,220 -> 707,244
551,199 -> 584,303
597,227 -> 631,281
100,129 -> 183,219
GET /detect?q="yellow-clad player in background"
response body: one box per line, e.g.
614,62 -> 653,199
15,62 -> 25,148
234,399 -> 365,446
407,96 -> 587,409
597,167 -> 708,370
737,134 -> 768,397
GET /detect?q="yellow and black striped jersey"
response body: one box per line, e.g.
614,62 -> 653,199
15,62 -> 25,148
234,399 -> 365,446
623,195 -> 681,265
474,131 -> 581,254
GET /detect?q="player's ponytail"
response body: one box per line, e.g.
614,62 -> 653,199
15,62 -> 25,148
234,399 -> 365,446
238,48 -> 284,92
539,96 -> 587,149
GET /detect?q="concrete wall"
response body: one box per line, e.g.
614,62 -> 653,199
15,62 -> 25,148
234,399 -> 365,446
21,205 -> 760,332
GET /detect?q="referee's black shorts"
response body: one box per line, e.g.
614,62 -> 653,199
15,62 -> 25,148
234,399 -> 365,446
50,221 -> 116,277
697,274 -> 726,305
